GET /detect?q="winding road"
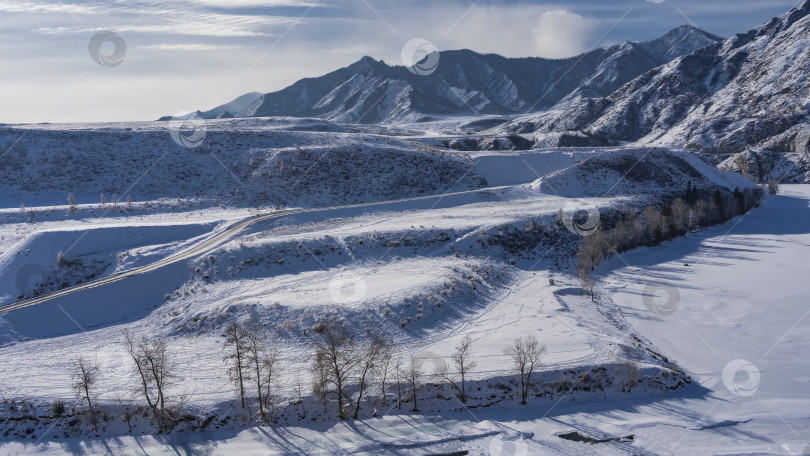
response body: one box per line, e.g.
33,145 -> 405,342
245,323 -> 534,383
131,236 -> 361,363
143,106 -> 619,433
0,185 -> 511,314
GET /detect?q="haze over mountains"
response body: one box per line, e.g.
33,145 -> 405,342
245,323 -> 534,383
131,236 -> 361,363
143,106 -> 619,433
171,25 -> 720,124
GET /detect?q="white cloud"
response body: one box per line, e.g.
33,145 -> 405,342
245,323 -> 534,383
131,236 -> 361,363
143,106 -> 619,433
184,0 -> 321,6
0,0 -> 98,14
532,10 -> 600,59
35,12 -> 297,38
140,44 -> 250,51
392,5 -> 602,59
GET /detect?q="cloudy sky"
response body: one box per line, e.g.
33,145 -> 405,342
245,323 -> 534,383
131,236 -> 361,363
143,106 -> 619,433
0,0 -> 800,123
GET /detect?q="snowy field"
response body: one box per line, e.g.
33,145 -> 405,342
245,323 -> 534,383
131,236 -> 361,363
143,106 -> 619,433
0,126 -> 795,455
1,184 -> 802,455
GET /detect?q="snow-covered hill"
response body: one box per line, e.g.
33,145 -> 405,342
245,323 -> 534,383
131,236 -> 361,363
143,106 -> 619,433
533,148 -> 756,197
0,120 -> 485,208
170,26 -> 719,125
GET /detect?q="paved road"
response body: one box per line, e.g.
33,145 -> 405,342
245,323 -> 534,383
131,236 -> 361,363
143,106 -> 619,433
0,185 -> 510,314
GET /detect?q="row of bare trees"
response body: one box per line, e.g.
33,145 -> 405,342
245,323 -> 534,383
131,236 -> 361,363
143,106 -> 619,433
223,316 -> 281,419
577,186 -> 763,298
65,192 -> 134,214
69,321 -> 548,428
306,319 -> 548,419
69,330 -> 175,431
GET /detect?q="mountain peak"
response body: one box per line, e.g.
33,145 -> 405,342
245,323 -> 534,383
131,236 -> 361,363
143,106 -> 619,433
502,0 -> 810,160
163,26 -> 725,124
660,24 -> 722,42
350,55 -> 382,70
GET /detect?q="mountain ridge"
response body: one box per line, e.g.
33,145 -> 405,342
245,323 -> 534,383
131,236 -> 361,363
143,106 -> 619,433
164,25 -> 720,124
501,0 -> 810,166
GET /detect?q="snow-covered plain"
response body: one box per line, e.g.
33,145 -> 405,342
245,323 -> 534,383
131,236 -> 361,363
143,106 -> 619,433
0,121 -> 799,455
2,180 -> 806,454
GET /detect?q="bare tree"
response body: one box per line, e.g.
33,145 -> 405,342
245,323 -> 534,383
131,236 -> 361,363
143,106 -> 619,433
295,376 -> 307,417
71,356 -> 99,428
394,355 -> 404,410
620,347 -> 641,393
223,322 -> 250,414
262,349 -> 281,418
353,333 -> 390,419
311,319 -> 360,420
669,198 -> 690,237
625,360 -> 640,393
407,357 -> 422,412
578,265 -> 596,301
503,336 -> 547,404
67,193 -> 78,214
576,229 -> 610,302
642,206 -> 664,244
765,179 -> 780,195
114,395 -> 135,433
242,315 -> 281,419
243,317 -> 266,417
577,229 -> 609,270
124,331 -> 174,429
439,336 -> 477,404
312,353 -> 329,407
378,346 -> 395,408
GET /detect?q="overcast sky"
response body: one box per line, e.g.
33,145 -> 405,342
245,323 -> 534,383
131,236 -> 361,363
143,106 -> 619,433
0,0 -> 800,123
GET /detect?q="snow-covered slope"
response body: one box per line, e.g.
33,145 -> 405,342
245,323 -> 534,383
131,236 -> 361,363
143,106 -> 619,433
0,120 -> 485,208
170,27 -> 719,125
502,0 -> 810,182
533,148 -> 756,197
555,25 -> 720,107
717,148 -> 810,183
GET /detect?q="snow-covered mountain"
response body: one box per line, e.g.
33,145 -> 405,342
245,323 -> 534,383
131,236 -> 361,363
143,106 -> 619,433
503,0 -> 810,169
171,26 -> 719,125
158,92 -> 263,121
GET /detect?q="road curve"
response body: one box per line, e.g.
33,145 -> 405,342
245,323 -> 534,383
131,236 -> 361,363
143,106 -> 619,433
0,185 -> 511,314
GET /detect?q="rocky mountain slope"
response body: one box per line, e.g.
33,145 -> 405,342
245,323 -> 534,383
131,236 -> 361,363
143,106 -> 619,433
502,0 -> 810,179
172,26 -> 719,124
